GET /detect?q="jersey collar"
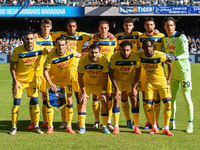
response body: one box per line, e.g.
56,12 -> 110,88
56,48 -> 65,56
168,31 -> 177,38
40,33 -> 49,39
67,31 -> 76,37
24,44 -> 34,51
124,31 -> 132,36
88,54 -> 99,63
144,50 -> 154,57
146,32 -> 154,37
99,35 -> 108,39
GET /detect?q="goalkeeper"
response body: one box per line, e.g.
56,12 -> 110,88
43,36 -> 81,134
163,17 -> 193,133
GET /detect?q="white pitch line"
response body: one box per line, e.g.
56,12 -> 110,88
0,80 -> 12,82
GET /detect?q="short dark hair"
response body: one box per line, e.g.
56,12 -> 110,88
25,31 -> 34,38
41,18 -> 52,26
67,19 -> 77,26
89,43 -> 100,51
144,17 -> 155,24
56,36 -> 66,43
163,17 -> 176,26
99,20 -> 109,27
123,17 -> 134,24
120,41 -> 133,49
142,39 -> 156,50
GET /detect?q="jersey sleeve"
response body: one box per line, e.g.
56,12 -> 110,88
44,53 -> 52,70
51,31 -> 62,39
10,48 -> 18,62
102,57 -> 109,74
114,34 -> 120,51
42,47 -> 48,55
88,38 -> 94,48
77,58 -> 85,74
109,55 -> 116,70
177,34 -> 189,60
82,32 -> 92,41
135,56 -> 141,69
137,36 -> 142,48
161,52 -> 168,63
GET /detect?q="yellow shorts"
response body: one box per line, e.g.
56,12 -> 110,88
72,80 -> 80,93
107,77 -> 112,94
139,66 -> 147,92
46,78 -> 72,94
69,68 -> 78,82
13,80 -> 38,99
145,81 -> 171,100
36,76 -> 46,93
79,82 -> 103,99
116,80 -> 134,94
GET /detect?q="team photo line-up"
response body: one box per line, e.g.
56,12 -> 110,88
9,16 -> 193,136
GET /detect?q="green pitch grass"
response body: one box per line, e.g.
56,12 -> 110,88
0,63 -> 199,150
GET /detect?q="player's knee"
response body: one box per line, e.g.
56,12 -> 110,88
13,98 -> 21,106
30,97 -> 38,105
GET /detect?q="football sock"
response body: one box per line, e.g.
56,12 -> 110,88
79,112 -> 86,128
113,107 -> 120,126
121,99 -> 130,121
170,90 -> 177,120
146,101 -> 155,126
143,99 -> 149,121
101,113 -> 108,126
107,98 -> 113,123
61,107 -> 66,122
92,99 -> 100,121
12,98 -> 21,127
46,104 -> 54,127
29,104 -> 34,122
66,104 -> 73,127
163,99 -> 171,126
154,100 -> 161,123
182,89 -> 193,121
30,97 -> 40,127
42,101 -> 47,122
132,107 -> 139,126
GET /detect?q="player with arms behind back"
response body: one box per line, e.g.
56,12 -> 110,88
163,17 -> 194,133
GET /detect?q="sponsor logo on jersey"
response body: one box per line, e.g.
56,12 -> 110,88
88,70 -> 102,75
67,41 -> 78,47
100,47 -> 111,52
144,64 -> 158,69
25,58 -> 38,63
166,44 -> 176,50
119,66 -> 134,72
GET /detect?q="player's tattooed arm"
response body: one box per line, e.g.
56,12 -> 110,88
165,59 -> 172,86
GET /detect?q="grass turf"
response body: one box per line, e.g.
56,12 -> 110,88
0,63 -> 199,149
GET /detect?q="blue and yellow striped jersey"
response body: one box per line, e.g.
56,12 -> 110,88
115,31 -> 142,53
78,54 -> 109,84
44,47 -> 77,82
10,44 -> 47,83
138,51 -> 168,83
109,51 -> 141,82
88,36 -> 117,62
138,32 -> 165,52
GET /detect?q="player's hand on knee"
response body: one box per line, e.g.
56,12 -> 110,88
100,94 -> 108,103
13,82 -> 20,96
50,84 -> 57,93
113,89 -> 121,100
79,92 -> 89,103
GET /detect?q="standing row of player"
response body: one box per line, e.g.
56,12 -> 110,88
9,16 -> 193,136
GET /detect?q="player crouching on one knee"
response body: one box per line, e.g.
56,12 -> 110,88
77,43 -> 111,134
133,39 -> 174,136
109,41 -> 142,135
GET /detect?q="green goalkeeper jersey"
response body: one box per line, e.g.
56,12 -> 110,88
163,31 -> 191,80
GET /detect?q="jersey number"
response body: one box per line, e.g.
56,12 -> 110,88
183,81 -> 190,88
67,85 -> 72,92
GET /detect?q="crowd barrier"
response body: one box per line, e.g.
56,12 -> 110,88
1,54 -> 200,64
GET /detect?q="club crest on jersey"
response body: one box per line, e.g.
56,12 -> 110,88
154,59 -> 157,63
35,52 -> 38,56
155,39 -> 158,42
67,56 -> 70,60
131,62 -> 134,65
109,42 -> 112,46
76,37 -> 79,40
98,66 -> 101,69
